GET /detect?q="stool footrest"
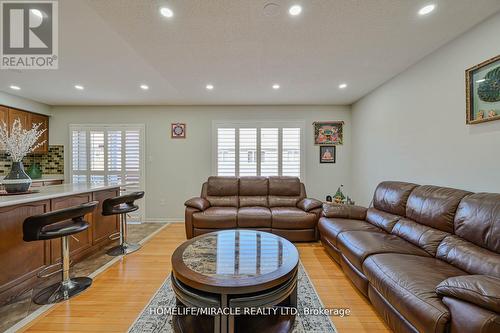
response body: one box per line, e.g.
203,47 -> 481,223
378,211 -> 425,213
108,232 -> 121,241
37,261 -> 73,278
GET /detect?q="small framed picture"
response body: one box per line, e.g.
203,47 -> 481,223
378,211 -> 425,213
320,146 -> 336,163
171,123 -> 186,138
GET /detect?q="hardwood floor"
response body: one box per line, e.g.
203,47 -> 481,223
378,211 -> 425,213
19,224 -> 391,333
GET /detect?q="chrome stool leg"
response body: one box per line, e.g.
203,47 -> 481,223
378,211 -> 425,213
106,213 -> 141,256
33,236 -> 92,305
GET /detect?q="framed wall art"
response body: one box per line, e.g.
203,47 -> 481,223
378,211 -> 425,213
320,146 -> 336,163
313,121 -> 344,145
466,55 -> 500,124
171,123 -> 186,138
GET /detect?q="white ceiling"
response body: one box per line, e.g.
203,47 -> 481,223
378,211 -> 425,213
1,0 -> 500,106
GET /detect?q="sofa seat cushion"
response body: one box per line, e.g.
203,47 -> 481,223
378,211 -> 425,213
318,217 -> 382,247
192,207 -> 237,229
337,231 -> 430,271
238,207 -> 272,228
363,253 -> 467,333
271,207 -> 316,229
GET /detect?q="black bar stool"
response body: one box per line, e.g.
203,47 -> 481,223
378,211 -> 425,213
102,191 -> 145,256
23,201 -> 98,305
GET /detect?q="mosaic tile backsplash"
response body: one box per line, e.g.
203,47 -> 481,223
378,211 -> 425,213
0,145 -> 64,176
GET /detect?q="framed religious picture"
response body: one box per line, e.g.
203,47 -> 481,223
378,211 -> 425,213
313,121 -> 344,145
171,123 -> 186,138
320,146 -> 336,163
466,55 -> 500,124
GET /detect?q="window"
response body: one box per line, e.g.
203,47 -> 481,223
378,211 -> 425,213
213,121 -> 304,178
70,124 -> 145,222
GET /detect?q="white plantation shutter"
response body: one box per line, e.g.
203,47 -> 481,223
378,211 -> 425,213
217,128 -> 236,176
260,128 -> 279,176
239,128 -> 257,176
214,122 -> 303,178
282,128 -> 301,177
70,125 -> 145,222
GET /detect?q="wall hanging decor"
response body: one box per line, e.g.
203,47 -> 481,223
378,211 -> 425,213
320,146 -> 336,163
313,121 -> 344,145
466,54 -> 500,124
171,123 -> 186,138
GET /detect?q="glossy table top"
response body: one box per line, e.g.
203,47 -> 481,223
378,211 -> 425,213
172,230 -> 299,294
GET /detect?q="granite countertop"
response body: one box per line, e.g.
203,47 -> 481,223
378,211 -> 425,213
0,175 -> 65,183
0,182 -> 125,208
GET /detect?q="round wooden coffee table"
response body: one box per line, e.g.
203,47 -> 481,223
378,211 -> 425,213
171,230 -> 299,333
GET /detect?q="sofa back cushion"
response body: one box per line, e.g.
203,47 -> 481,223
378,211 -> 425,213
406,185 -> 471,233
392,218 -> 450,256
365,207 -> 401,233
372,181 -> 418,216
268,177 -> 304,207
238,176 -> 269,207
454,193 -> 500,253
436,235 -> 500,276
205,176 -> 239,207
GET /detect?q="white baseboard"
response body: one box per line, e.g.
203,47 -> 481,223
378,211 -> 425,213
145,218 -> 183,223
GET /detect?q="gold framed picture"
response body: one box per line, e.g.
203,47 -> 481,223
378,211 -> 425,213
466,55 -> 500,124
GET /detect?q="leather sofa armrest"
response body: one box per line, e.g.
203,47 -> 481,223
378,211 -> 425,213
297,198 -> 323,212
322,203 -> 367,220
436,275 -> 500,313
184,197 -> 210,211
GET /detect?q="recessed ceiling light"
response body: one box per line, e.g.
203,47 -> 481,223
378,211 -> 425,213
206,84 -> 214,90
338,83 -> 347,89
9,85 -> 20,90
418,4 -> 436,16
272,84 -> 280,90
289,5 -> 302,16
140,84 -> 149,90
160,7 -> 174,18
74,84 -> 84,90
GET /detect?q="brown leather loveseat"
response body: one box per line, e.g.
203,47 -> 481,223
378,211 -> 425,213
185,176 -> 322,241
319,181 -> 500,333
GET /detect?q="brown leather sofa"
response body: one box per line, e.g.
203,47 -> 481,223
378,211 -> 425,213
184,176 -> 322,241
319,181 -> 500,333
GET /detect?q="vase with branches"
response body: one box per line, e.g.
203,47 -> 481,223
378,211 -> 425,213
0,119 -> 46,193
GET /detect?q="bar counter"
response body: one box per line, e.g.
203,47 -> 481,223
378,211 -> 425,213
0,182 -> 123,304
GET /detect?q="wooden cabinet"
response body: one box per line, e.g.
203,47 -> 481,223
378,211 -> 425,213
8,108 -> 30,130
29,113 -> 49,153
0,106 -> 8,126
0,201 -> 51,304
0,186 -> 120,305
0,105 -> 49,153
92,189 -> 120,245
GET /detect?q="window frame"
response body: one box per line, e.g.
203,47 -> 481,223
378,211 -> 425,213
211,120 -> 306,180
69,123 -> 146,221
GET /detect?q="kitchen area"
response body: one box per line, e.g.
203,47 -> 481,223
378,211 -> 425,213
0,104 -> 154,331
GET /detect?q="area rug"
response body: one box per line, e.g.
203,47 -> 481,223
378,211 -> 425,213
128,263 -> 337,332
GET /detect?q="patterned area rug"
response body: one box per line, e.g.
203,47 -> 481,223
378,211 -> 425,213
128,263 -> 337,332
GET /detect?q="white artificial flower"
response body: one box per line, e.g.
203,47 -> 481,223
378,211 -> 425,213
0,119 -> 46,162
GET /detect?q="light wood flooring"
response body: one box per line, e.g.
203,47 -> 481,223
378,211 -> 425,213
19,223 -> 391,333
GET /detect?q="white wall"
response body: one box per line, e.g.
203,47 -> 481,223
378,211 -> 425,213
0,91 -> 51,115
352,12 -> 500,206
50,105 -> 351,220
